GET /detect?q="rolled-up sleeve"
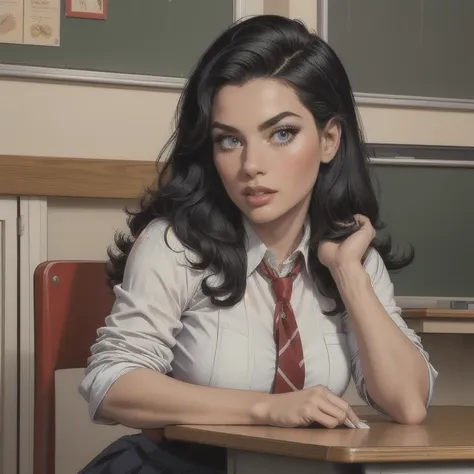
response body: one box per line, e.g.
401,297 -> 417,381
343,249 -> 438,415
78,219 -> 194,424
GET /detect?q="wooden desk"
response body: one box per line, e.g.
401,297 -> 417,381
403,309 -> 474,334
165,406 -> 474,474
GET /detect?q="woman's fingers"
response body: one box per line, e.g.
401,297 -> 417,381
317,399 -> 349,428
325,389 -> 370,430
313,412 -> 341,429
346,406 -> 370,429
354,214 -> 376,239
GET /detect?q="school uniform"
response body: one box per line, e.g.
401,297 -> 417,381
78,218 -> 437,473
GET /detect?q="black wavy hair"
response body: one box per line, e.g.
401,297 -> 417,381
107,14 -> 413,314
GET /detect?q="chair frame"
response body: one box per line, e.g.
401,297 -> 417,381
33,260 -> 114,474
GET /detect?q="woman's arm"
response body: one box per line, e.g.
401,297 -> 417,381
98,368 -> 270,428
332,256 -> 432,424
79,219 -> 200,425
319,215 -> 437,424
99,365 -> 366,430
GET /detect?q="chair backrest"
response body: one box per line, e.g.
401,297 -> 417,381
34,261 -> 114,474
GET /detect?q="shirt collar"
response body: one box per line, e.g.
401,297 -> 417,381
243,216 -> 311,277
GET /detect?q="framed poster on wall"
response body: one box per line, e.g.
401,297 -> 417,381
65,0 -> 108,20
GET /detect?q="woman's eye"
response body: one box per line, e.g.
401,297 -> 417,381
271,128 -> 298,145
220,136 -> 242,150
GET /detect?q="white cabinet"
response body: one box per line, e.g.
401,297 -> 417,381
17,197 -> 48,474
0,196 -> 18,474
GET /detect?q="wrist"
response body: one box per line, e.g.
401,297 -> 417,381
329,260 -> 365,280
330,260 -> 371,295
250,393 -> 274,425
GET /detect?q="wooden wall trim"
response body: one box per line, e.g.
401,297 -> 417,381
0,155 -> 158,199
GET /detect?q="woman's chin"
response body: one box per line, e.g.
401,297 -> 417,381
242,206 -> 282,225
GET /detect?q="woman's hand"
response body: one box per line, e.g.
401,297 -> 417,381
318,214 -> 376,271
254,385 -> 369,429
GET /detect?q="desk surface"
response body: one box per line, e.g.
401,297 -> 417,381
165,406 -> 474,463
403,308 -> 474,319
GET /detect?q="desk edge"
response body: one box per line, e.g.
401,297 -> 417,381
328,446 -> 474,463
166,426 -> 474,463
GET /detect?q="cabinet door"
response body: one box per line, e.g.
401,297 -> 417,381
0,197 -> 18,474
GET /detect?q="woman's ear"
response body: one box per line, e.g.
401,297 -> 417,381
320,119 -> 341,164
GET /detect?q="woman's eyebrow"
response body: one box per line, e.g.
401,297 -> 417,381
211,111 -> 301,133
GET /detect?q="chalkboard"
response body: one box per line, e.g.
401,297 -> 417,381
322,0 -> 474,106
0,0 -> 235,80
372,163 -> 474,298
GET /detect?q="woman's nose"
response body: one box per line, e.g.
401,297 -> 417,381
242,143 -> 266,178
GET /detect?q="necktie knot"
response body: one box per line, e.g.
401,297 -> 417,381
258,256 -> 302,303
272,277 -> 293,302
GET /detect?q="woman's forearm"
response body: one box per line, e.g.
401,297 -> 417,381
99,368 -> 271,429
330,262 -> 430,424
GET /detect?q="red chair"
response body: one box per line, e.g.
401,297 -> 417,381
33,261 -> 114,474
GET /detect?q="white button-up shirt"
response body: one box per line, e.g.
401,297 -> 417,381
79,218 -> 437,424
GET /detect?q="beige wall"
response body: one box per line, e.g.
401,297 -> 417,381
3,80 -> 179,160
47,197 -> 136,260
2,1 -> 474,472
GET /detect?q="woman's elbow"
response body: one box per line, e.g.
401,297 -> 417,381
96,372 -> 135,417
96,368 -> 164,428
392,401 -> 427,425
96,389 -> 142,428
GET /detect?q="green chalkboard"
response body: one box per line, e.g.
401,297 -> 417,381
325,0 -> 474,102
0,0 -> 234,78
372,165 -> 474,298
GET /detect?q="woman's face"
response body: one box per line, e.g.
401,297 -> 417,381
211,78 -> 340,227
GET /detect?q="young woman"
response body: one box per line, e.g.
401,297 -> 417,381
79,14 -> 437,474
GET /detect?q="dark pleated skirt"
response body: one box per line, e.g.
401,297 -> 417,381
78,434 -> 226,474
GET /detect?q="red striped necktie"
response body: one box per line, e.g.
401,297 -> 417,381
258,257 -> 305,393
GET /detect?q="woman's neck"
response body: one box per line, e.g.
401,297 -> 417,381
250,205 -> 308,266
